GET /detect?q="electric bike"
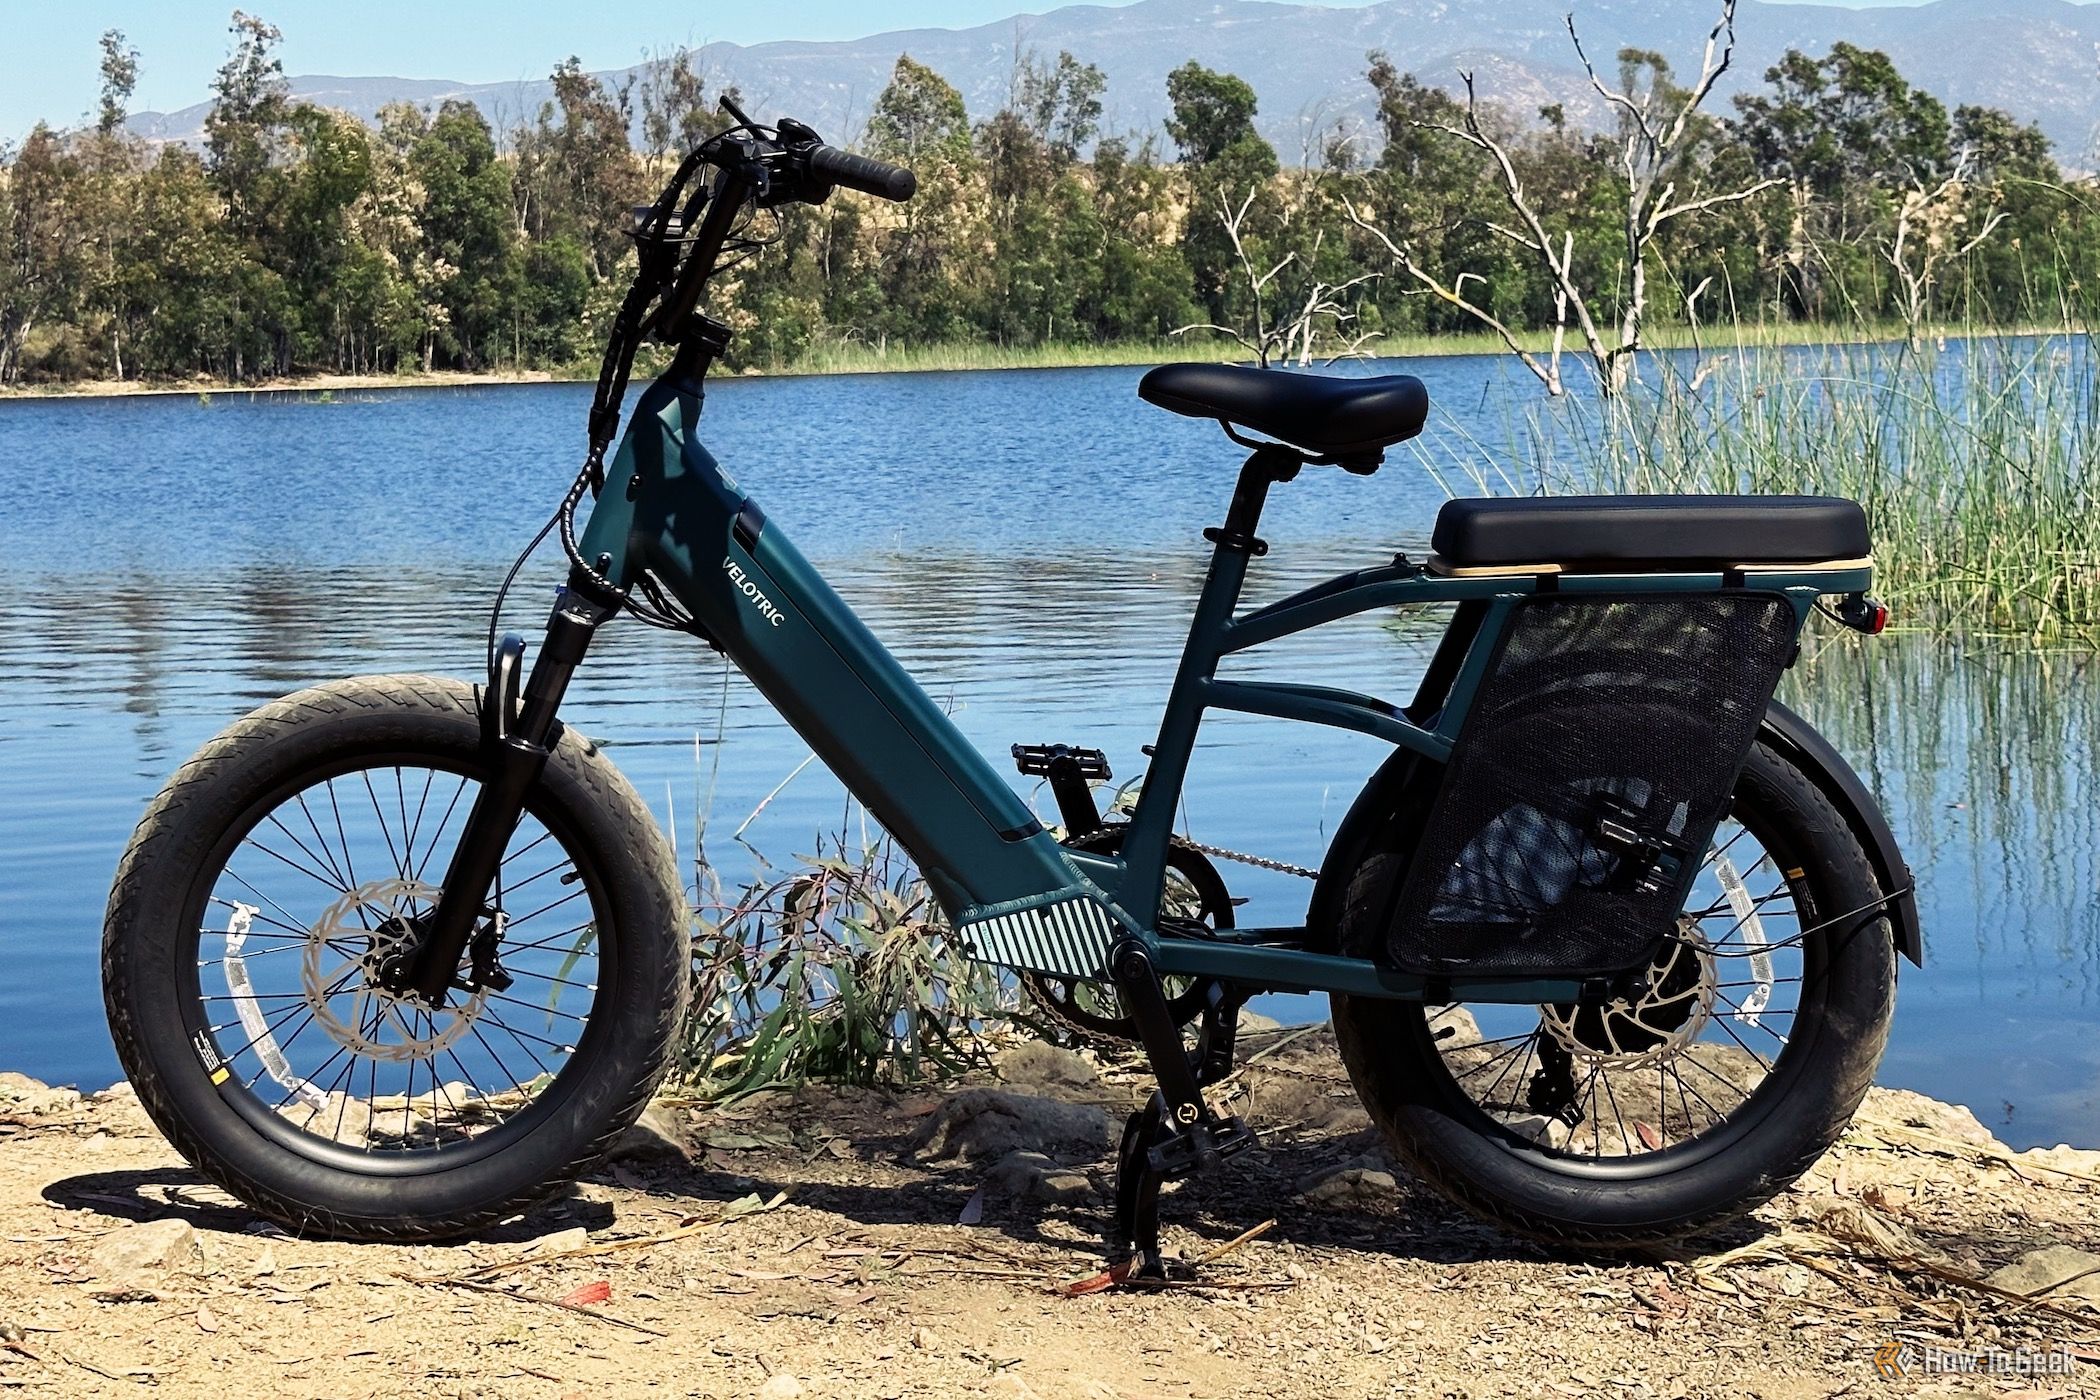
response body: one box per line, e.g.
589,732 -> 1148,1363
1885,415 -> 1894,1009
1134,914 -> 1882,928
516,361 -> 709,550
103,103 -> 1917,1271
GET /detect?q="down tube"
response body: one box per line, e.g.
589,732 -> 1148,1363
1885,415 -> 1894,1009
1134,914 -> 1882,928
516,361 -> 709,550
583,390 -> 1088,919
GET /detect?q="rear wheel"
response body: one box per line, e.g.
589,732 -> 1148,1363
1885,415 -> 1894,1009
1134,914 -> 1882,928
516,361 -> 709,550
1331,739 -> 1896,1248
103,675 -> 688,1240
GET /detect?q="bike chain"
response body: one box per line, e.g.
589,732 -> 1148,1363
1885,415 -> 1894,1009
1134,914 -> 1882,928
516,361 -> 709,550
1167,834 -> 1318,882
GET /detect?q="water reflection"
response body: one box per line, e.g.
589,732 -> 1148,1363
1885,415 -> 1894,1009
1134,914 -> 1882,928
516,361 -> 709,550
1788,637 -> 2100,1140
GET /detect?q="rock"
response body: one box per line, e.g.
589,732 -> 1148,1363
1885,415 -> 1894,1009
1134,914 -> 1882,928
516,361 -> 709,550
1298,1166 -> 1401,1206
1494,1113 -> 1572,1150
1861,1087 -> 2004,1151
907,1089 -> 1113,1165
2016,1143 -> 2100,1178
986,1150 -> 1093,1204
755,1374 -> 805,1399
1681,1044 -> 1768,1098
280,1091 -> 372,1146
994,1041 -> 1098,1096
89,1219 -> 206,1298
526,1226 -> 590,1257
0,1073 -> 80,1117
608,1104 -> 691,1162
1984,1245 -> 2100,1303
1237,1008 -> 1283,1035
1424,1006 -> 1481,1049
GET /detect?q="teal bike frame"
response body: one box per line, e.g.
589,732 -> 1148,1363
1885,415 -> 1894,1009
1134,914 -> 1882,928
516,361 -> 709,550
546,370 -> 1873,1010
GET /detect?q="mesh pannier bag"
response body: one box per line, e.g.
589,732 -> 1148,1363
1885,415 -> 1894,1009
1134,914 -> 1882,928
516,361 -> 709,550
1385,592 -> 1800,979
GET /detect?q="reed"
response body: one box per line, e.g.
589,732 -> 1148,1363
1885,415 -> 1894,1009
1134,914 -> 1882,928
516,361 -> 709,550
764,320 -> 1944,378
1539,324 -> 2100,640
672,826 -> 1023,1099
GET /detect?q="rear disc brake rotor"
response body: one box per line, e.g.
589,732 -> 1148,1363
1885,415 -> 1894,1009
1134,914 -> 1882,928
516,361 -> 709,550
1540,924 -> 1715,1070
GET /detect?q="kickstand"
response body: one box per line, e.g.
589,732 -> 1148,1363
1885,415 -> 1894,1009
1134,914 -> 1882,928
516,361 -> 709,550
1109,1096 -> 1169,1279
1099,947 -> 1258,1283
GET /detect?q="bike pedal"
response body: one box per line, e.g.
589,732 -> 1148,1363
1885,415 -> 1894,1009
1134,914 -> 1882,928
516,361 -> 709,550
1010,743 -> 1112,781
1144,1115 -> 1258,1179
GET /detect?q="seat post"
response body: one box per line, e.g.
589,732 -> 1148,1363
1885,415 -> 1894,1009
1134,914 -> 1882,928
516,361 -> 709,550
1204,444 -> 1302,557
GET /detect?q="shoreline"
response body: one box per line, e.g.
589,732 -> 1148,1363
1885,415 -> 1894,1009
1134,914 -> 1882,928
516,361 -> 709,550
1,322 -> 2081,402
1,1037 -> 2096,1396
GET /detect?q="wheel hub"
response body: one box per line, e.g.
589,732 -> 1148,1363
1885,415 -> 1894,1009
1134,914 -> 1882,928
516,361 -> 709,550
1540,923 -> 1715,1069
302,878 -> 489,1062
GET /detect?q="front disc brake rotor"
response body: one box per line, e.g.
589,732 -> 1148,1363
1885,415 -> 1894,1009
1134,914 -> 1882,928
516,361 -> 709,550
298,878 -> 490,1063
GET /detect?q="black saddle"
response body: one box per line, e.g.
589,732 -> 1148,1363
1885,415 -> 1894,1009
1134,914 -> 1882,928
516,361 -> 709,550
1432,495 -> 1871,571
1139,363 -> 1429,463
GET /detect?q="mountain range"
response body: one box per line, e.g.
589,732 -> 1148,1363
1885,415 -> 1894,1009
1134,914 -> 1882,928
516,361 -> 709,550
125,0 -> 2100,164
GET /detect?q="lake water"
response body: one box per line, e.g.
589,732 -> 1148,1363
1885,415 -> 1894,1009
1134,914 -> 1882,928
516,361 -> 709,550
0,357 -> 2093,1149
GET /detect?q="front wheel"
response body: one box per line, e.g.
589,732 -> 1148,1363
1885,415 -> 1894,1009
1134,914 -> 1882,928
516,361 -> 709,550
1331,738 -> 1898,1249
102,675 -> 688,1240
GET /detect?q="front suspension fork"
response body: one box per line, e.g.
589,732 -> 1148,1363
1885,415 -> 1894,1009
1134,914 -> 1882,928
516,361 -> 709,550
392,572 -> 616,1006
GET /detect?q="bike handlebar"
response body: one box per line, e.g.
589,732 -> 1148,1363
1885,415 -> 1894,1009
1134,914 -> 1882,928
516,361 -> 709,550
644,116 -> 916,348
805,144 -> 917,202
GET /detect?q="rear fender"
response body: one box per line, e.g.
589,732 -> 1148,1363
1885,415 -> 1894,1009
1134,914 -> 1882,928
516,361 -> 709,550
1306,700 -> 1922,967
1758,698 -> 1921,966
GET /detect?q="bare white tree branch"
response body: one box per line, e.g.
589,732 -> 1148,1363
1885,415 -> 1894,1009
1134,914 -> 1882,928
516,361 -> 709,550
1353,0 -> 1762,395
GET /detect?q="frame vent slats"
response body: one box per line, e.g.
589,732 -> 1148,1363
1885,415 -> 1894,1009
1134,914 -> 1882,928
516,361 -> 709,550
960,897 -> 1112,978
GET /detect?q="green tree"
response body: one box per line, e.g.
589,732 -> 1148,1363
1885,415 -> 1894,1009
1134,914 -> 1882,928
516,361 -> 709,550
1164,61 -> 1279,321
1018,50 -> 1105,162
514,58 -> 642,280
1735,43 -> 1954,316
204,11 -> 291,234
867,55 -> 971,167
638,47 -> 720,178
97,29 -> 140,138
408,100 -> 518,368
0,127 -> 90,383
860,57 -> 979,342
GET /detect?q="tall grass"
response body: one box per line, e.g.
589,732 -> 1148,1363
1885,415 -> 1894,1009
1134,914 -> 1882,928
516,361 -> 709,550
673,825 -> 1021,1101
1550,325 -> 2100,639
762,320 -> 1940,378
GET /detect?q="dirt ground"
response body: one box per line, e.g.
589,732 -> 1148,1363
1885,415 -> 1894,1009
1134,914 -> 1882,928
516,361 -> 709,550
0,1028 -> 2095,1400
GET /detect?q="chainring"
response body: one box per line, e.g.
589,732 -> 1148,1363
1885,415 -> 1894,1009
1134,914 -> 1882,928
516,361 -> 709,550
1019,828 -> 1231,1047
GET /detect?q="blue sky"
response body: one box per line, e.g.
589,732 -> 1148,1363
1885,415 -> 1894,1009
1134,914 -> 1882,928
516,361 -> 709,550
0,0 -> 1963,141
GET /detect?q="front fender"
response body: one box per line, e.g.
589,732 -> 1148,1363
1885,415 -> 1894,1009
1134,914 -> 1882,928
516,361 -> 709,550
1306,700 -> 1922,967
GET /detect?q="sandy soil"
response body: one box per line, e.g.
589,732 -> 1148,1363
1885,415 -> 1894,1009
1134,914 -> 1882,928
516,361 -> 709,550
0,1030 -> 2095,1400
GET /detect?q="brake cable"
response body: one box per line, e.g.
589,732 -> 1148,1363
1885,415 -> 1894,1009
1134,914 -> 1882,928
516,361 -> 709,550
486,147 -> 731,665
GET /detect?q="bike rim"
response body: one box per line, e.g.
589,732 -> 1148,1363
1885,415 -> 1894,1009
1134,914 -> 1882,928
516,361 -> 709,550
175,754 -> 617,1176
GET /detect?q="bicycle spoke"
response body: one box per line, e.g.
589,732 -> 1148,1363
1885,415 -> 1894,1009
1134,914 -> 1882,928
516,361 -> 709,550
361,771 -> 408,882
412,775 -> 471,881
505,886 -> 588,929
244,837 -> 351,894
219,870 -> 324,936
189,760 -> 608,1159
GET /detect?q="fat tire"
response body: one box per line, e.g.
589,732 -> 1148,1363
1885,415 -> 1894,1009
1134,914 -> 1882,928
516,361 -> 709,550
102,675 -> 688,1241
1331,739 -> 1897,1250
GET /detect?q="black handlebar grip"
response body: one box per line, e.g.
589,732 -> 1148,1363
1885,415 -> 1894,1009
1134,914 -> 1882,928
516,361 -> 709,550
807,145 -> 917,202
